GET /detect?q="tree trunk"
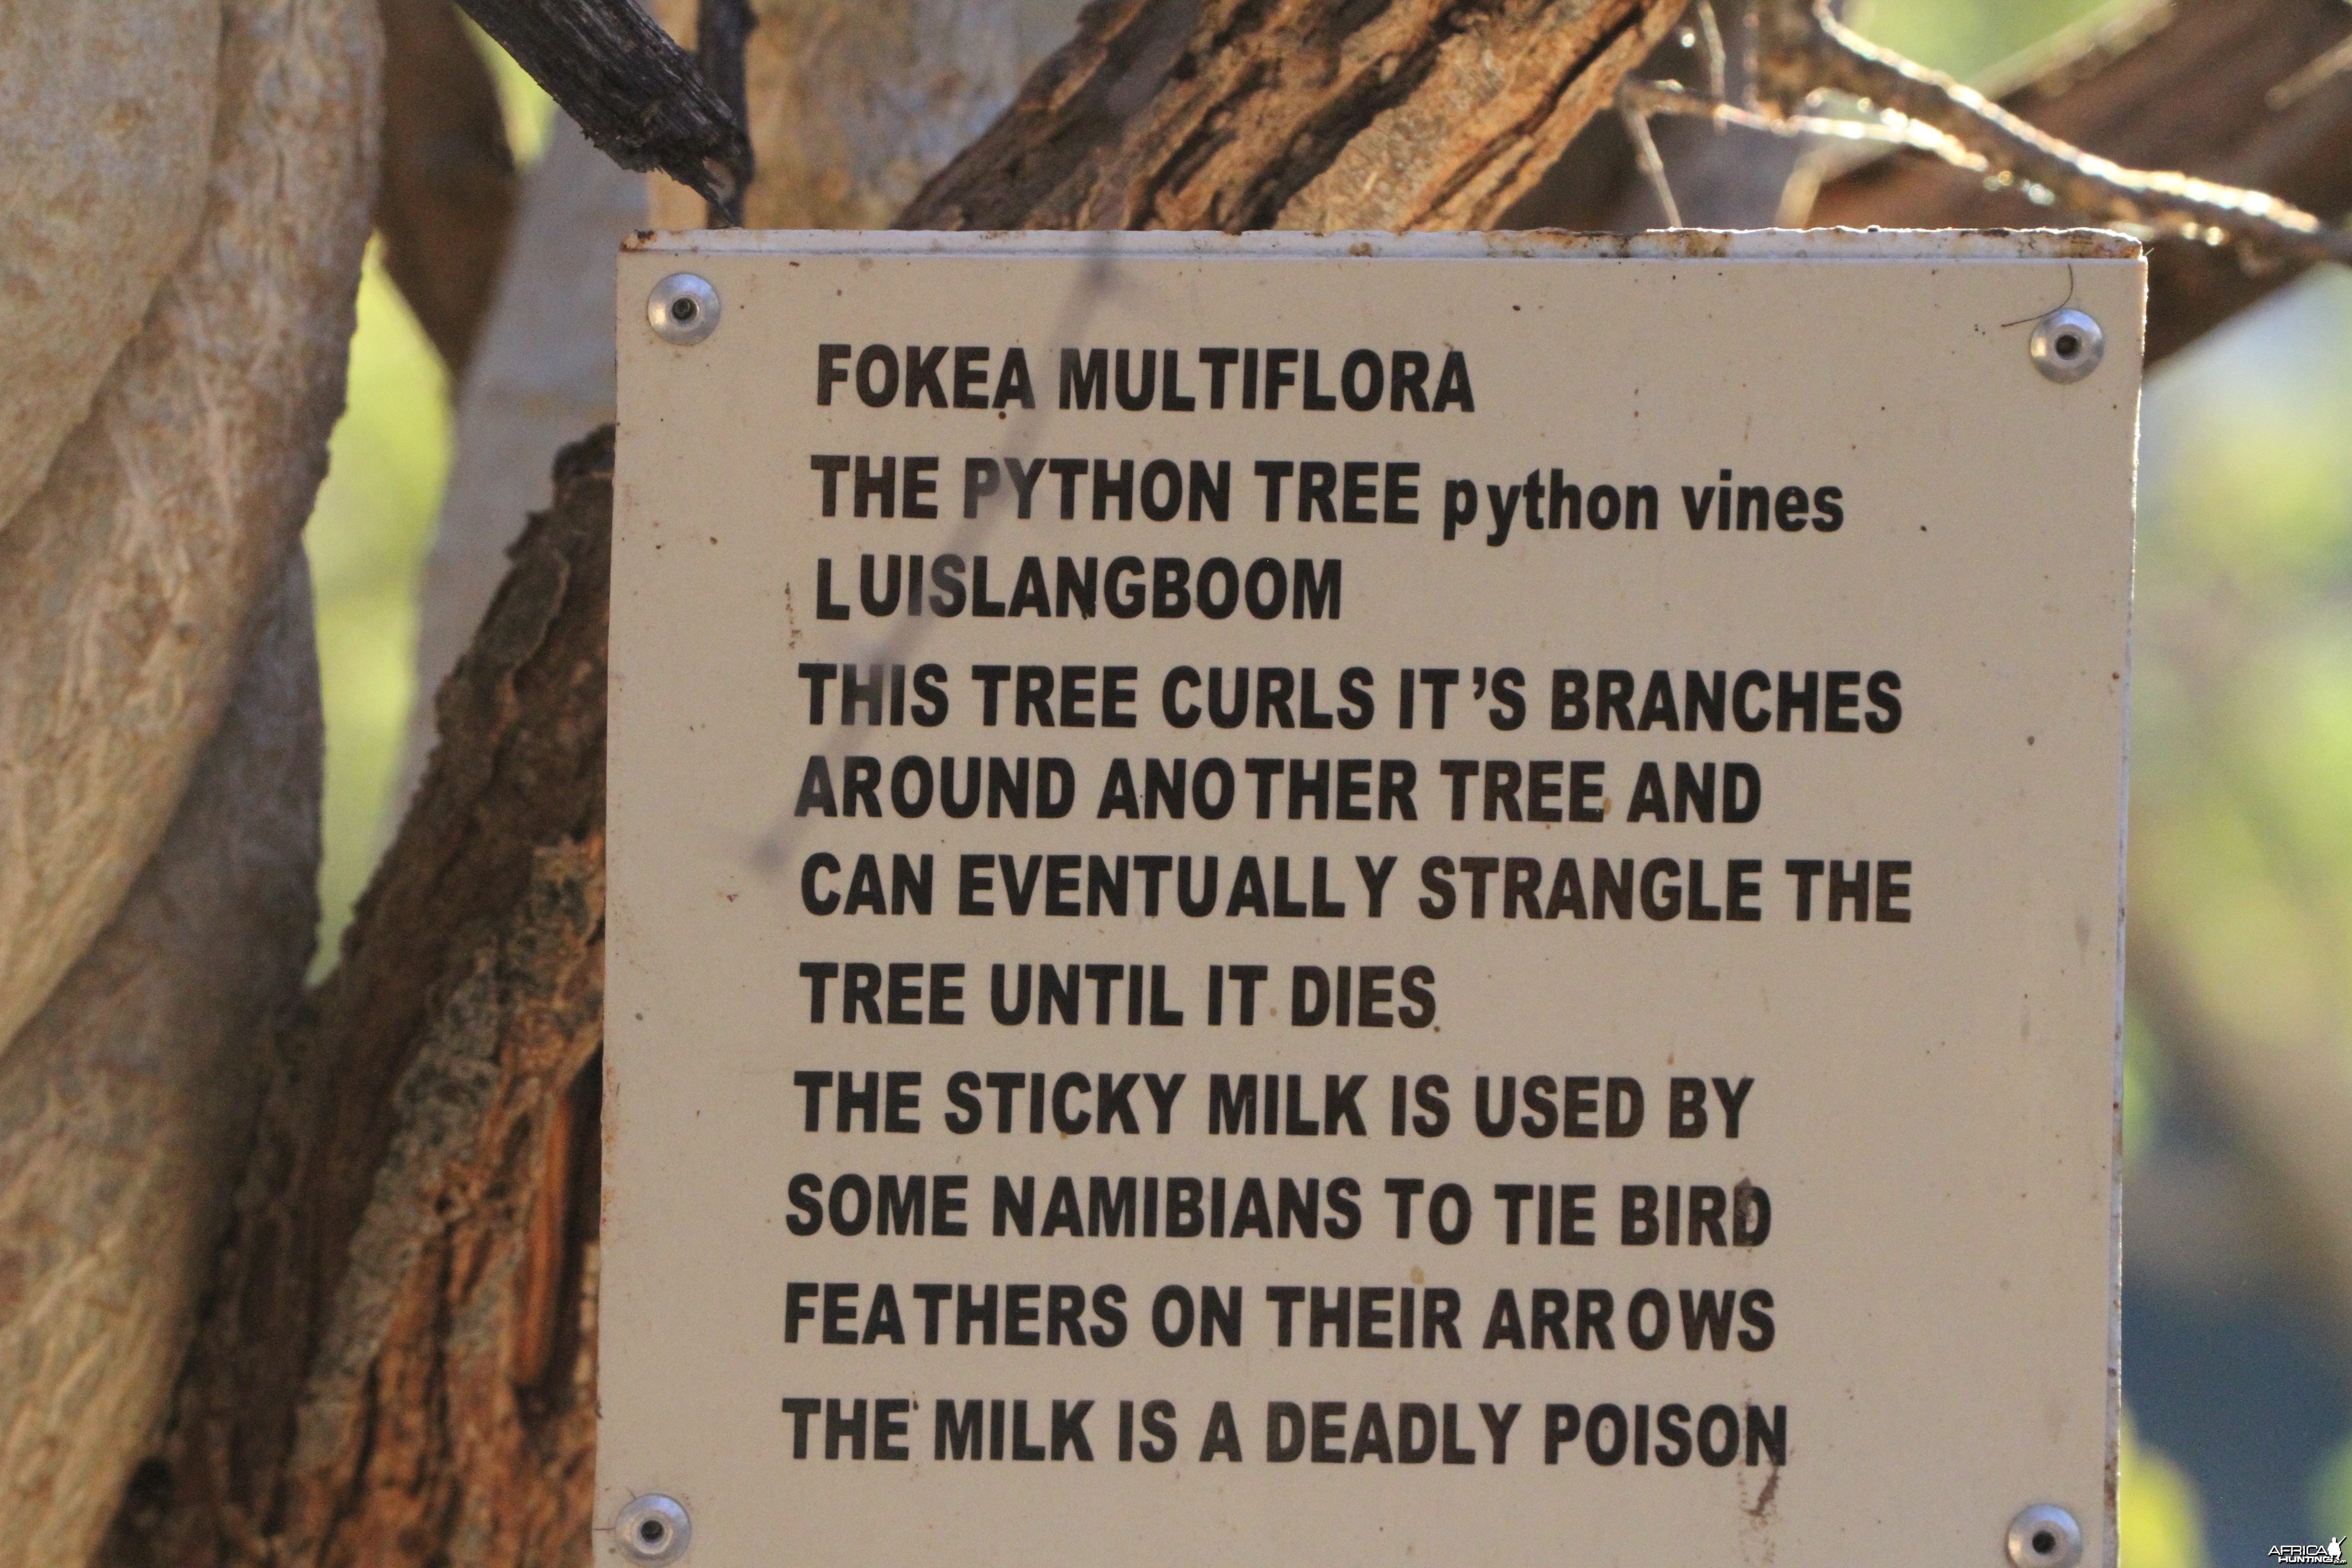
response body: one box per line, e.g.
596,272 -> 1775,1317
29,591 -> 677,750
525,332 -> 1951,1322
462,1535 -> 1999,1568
69,2 -> 2352,1563
104,8 -> 1690,1560
0,0 -> 376,1554
647,0 -> 1029,230
0,559 -> 321,1568
108,434 -> 614,1568
0,0 -> 377,1058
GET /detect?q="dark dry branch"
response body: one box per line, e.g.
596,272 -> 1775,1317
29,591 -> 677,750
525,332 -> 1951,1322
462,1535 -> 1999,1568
453,0 -> 751,211
694,0 -> 757,225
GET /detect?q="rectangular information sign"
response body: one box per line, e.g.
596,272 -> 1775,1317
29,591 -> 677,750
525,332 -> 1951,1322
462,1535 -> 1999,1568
603,230 -> 2140,1567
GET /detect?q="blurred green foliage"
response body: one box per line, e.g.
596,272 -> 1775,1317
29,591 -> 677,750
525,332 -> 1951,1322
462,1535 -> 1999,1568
2317,1432 -> 2352,1546
2125,271 -> 2352,1547
2124,1416 -> 2210,1568
306,249 -> 448,969
2134,276 -> 2352,1061
301,3 -> 2352,1558
1849,0 -> 2128,81
304,46 -> 549,968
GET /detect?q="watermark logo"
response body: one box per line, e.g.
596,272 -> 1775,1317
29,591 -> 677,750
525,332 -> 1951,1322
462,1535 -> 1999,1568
2269,1538 -> 2345,1564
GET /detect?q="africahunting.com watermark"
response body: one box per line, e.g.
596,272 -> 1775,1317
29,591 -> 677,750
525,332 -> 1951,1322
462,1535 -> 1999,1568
2269,1539 -> 2345,1563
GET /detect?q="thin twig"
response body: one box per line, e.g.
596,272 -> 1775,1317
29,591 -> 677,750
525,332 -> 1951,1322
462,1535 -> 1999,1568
1754,0 -> 2351,263
1622,78 -> 1976,161
1694,0 -> 1727,104
1617,93 -> 1684,226
2269,32 -> 2352,109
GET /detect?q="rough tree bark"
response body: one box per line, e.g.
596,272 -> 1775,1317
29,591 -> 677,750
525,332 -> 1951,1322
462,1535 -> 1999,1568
67,2 -> 2352,1564
107,435 -> 613,1568
900,0 -> 1685,230
0,0 -> 217,538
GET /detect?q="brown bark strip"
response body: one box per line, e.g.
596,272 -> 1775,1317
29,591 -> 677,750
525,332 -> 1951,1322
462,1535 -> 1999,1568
270,838 -> 602,1568
376,0 -> 519,376
510,1051 -> 583,1391
108,431 -> 614,1568
1805,0 -> 2352,363
1280,0 -> 1676,229
898,0 -> 1683,232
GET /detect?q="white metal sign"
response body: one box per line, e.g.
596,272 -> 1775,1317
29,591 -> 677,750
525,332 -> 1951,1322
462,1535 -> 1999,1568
603,229 -> 2139,1568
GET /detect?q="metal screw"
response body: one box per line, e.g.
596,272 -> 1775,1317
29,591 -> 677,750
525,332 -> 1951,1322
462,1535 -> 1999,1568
613,1493 -> 692,1565
2006,1504 -> 2083,1568
2028,308 -> 2104,383
647,274 -> 720,347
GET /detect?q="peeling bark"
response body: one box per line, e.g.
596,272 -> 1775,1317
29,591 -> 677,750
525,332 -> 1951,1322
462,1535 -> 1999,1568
269,841 -> 602,1567
111,431 -> 613,1568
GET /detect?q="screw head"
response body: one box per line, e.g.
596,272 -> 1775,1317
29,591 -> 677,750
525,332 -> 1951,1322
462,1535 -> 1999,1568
647,274 -> 720,347
2028,308 -> 2104,383
613,1493 -> 692,1565
2006,1503 -> 2083,1568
